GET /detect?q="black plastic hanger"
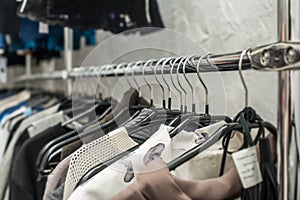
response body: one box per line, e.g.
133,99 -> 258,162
167,119 -> 277,171
37,64 -> 150,175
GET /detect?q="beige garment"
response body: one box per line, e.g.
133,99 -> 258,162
43,155 -> 72,200
28,111 -> 65,138
0,90 -> 30,113
0,90 -> 30,106
0,104 -> 60,200
109,158 -> 192,200
67,122 -> 236,200
110,158 -> 241,200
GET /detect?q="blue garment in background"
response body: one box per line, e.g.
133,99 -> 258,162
18,18 -> 96,51
0,34 -> 5,49
73,29 -> 96,50
0,101 -> 28,123
9,36 -> 25,52
0,91 -> 14,101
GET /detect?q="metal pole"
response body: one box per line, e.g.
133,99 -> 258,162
277,0 -> 299,199
64,27 -> 73,96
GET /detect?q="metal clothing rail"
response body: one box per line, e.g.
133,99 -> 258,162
13,42 -> 300,82
14,70 -> 68,82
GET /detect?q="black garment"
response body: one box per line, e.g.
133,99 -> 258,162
18,0 -> 164,32
4,52 -> 26,66
0,0 -> 20,34
9,123 -> 73,200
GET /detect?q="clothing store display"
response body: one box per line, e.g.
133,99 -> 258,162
67,121 -> 235,200
0,104 -> 60,200
0,91 -> 30,114
109,158 -> 192,200
0,0 -> 285,196
110,158 -> 242,200
0,74 -> 279,200
0,106 -> 29,162
10,123 -> 73,200
63,127 -> 138,200
27,111 -> 65,137
60,89 -> 149,159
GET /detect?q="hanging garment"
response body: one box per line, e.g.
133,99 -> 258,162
27,111 -> 66,137
0,106 -> 27,128
109,158 -> 192,200
0,104 -> 60,200
63,127 -> 138,200
60,88 -> 149,159
9,123 -> 73,200
0,91 -> 30,114
67,121 -> 237,200
0,101 -> 28,123
109,158 -> 242,200
0,0 -> 20,35
45,108 -> 154,200
43,156 -> 71,200
0,106 -> 28,162
47,184 -> 64,200
19,0 -> 163,32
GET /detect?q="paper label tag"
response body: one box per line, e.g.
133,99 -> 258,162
232,146 -> 262,189
0,57 -> 7,84
39,22 -> 49,34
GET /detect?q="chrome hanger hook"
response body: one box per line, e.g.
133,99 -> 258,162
161,57 -> 176,110
125,62 -> 135,88
176,56 -> 188,113
170,56 -> 184,112
143,59 -> 157,107
238,48 -> 251,108
115,63 -> 127,91
196,52 -> 212,115
132,61 -> 145,98
183,55 -> 196,113
154,57 -> 168,108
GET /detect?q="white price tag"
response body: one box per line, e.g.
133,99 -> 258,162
39,22 -> 49,34
232,146 -> 262,189
0,57 -> 7,84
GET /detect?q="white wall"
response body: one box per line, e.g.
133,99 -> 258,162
80,0 -> 278,124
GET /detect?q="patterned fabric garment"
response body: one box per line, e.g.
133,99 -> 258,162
68,121 -> 241,200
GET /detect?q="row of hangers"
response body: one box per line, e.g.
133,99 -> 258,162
34,49 -> 277,200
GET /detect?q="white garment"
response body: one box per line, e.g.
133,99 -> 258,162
68,121 -> 229,200
0,90 -> 29,107
0,107 -> 27,162
63,127 -> 138,200
0,90 -> 30,115
0,104 -> 60,200
0,106 -> 27,127
0,128 -> 9,163
9,114 -> 27,132
27,111 -> 65,138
